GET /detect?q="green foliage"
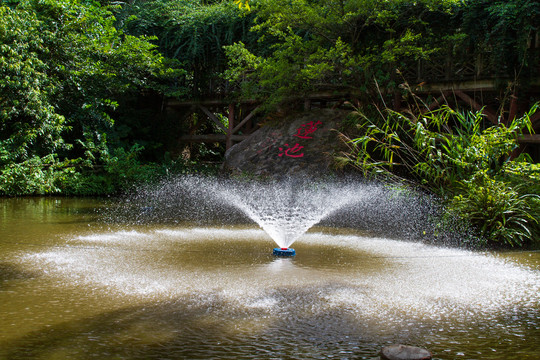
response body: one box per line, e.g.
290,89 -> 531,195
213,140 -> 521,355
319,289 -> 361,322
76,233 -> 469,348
345,105 -> 534,195
503,159 -> 540,195
234,0 -> 250,11
121,0 -> 254,96
224,0 -> 460,106
450,172 -> 538,247
0,155 -> 63,196
221,0 -> 539,110
0,143 -> 220,196
225,34 -> 357,107
459,0 -> 540,80
501,159 -> 540,242
342,104 -> 540,247
0,0 -> 186,195
0,0 -> 177,162
412,107 -> 531,194
222,41 -> 262,90
0,5 -> 68,163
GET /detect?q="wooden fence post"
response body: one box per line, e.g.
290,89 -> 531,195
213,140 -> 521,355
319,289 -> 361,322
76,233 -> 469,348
226,103 -> 235,150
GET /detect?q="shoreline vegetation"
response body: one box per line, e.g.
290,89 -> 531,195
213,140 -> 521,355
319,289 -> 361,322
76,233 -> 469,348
1,0 -> 539,248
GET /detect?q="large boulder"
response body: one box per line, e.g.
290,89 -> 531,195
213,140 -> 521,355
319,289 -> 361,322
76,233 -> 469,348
223,108 -> 351,178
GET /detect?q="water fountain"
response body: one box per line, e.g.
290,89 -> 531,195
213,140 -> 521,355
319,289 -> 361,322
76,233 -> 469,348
121,175 -> 449,253
1,176 -> 538,359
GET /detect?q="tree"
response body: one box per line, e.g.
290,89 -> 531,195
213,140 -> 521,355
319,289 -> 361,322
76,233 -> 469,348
0,0 -> 183,195
0,4 -> 66,163
459,0 -> 540,91
0,0 -> 178,165
120,0 -> 254,97
224,0 -> 460,107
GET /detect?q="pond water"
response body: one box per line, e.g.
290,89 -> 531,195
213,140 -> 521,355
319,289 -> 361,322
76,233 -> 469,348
0,197 -> 539,359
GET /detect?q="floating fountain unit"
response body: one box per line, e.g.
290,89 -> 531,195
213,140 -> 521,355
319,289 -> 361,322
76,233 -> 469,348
273,247 -> 296,256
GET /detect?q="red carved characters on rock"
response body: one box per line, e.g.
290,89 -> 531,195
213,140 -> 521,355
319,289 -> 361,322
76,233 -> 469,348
277,121 -> 322,158
293,120 -> 322,139
278,143 -> 304,158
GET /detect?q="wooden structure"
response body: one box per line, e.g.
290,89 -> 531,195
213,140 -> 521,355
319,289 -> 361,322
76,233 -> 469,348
166,98 -> 261,150
398,46 -> 540,150
165,91 -> 362,150
167,48 -> 540,154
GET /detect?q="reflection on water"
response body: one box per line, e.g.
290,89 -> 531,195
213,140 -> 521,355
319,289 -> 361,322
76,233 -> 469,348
0,198 -> 539,360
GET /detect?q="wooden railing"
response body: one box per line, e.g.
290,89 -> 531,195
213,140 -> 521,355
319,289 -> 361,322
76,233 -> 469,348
401,52 -> 497,84
402,45 -> 540,85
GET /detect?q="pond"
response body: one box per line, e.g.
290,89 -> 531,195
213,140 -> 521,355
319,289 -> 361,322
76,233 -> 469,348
0,197 -> 539,359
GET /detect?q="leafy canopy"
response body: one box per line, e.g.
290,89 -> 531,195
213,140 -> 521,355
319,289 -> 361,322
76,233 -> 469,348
224,0 -> 461,106
0,0 -> 178,165
121,0 -> 254,96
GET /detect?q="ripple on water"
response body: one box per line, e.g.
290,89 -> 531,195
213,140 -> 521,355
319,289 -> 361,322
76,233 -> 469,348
8,227 -> 540,359
22,229 -> 540,322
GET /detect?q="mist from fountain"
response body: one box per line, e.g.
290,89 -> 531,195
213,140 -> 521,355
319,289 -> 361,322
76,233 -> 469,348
115,175 -> 466,250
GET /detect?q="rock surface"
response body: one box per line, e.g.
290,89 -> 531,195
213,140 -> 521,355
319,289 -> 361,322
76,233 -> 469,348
223,108 -> 350,178
380,345 -> 432,360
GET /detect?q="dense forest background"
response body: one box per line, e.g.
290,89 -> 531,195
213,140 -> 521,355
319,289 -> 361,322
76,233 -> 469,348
1,0 -> 539,247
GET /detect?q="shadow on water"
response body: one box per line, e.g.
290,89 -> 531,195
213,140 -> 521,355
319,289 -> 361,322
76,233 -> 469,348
0,286 -> 383,360
0,262 -> 41,288
3,283 -> 538,360
0,196 -> 106,228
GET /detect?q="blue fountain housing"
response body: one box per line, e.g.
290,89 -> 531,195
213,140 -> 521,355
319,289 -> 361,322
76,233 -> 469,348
273,247 -> 296,256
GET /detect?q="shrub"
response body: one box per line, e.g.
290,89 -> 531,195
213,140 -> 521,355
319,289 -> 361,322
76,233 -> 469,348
0,155 -> 60,195
341,104 -> 539,247
449,172 -> 539,248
